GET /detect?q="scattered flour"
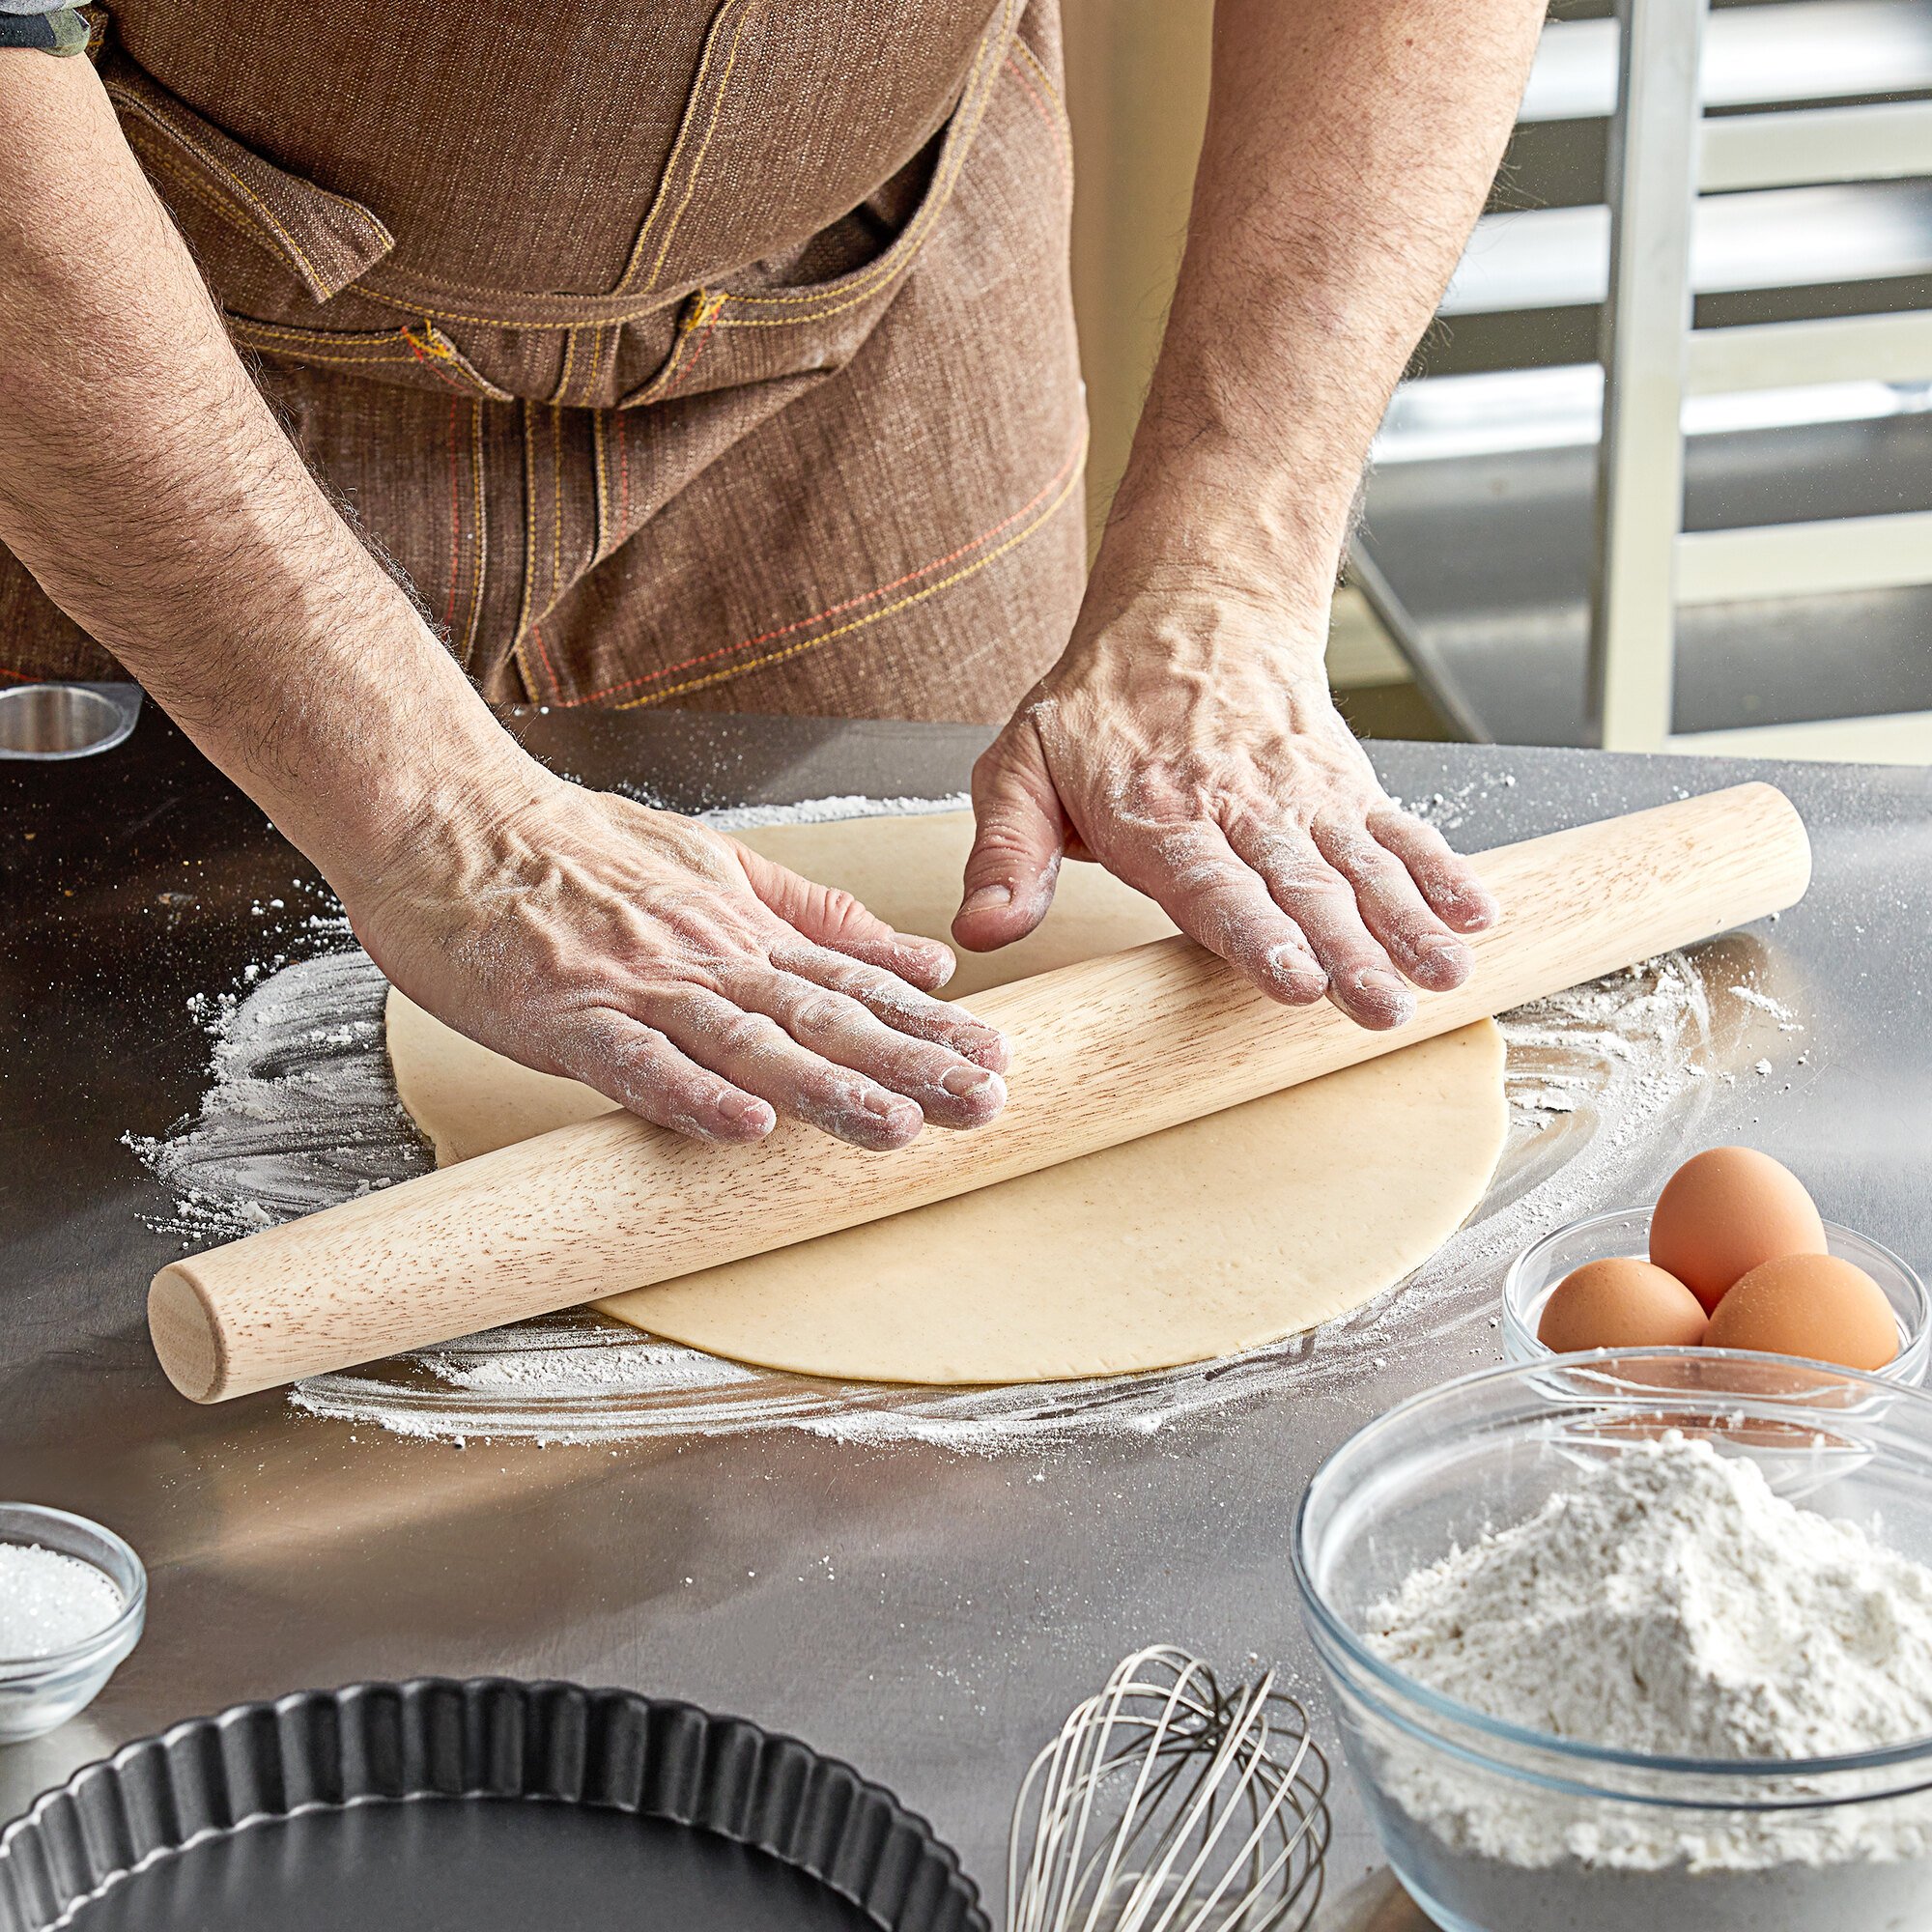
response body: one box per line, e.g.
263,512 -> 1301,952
130,796 -> 1724,1451
1358,1435 -> 1932,1931
0,1545 -> 124,1661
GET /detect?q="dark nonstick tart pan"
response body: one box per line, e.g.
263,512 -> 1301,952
0,1678 -> 989,1932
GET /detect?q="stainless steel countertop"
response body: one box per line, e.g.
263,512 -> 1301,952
3,711 -> 1928,1928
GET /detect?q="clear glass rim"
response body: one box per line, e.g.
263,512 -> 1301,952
0,1503 -> 148,1674
1292,1347 -> 1932,1789
1500,1208 -> 1930,1377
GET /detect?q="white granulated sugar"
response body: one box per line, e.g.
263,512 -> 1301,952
1361,1435 -> 1932,1930
137,795 -> 1723,1452
0,1544 -> 124,1660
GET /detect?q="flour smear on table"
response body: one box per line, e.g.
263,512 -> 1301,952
129,787 -> 1741,1449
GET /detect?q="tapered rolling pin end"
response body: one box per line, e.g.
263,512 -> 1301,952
149,1264 -> 226,1404
1736,781 -> 1811,899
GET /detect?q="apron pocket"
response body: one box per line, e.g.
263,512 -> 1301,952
619,0 -> 1020,410
99,43 -> 393,303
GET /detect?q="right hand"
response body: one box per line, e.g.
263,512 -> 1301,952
342,769 -> 1010,1151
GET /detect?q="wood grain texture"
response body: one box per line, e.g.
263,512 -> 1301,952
149,782 -> 1811,1402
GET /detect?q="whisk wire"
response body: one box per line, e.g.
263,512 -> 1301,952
1009,1646 -> 1329,1932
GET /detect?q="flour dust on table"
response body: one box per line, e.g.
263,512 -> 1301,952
128,796 -> 1719,1447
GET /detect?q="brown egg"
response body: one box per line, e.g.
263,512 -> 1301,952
1650,1147 -> 1827,1313
1537,1257 -> 1710,1352
1705,1252 -> 1899,1370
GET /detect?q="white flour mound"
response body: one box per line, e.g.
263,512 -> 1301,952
1362,1435 -> 1932,1930
1369,1435 -> 1932,1768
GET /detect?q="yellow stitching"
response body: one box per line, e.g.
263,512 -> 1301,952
616,0 -> 755,296
638,5 -> 753,294
225,318 -> 405,346
111,71 -> 393,238
590,408 -> 610,563
512,400 -> 539,657
614,424 -> 1083,707
465,397 -> 488,666
703,0 -> 1020,325
124,129 -> 275,254
232,316 -> 496,393
711,19 -> 1005,313
338,0 -> 1018,334
553,327 -> 580,406
349,282 -> 666,331
400,325 -> 497,395
229,336 -> 415,363
109,87 -> 331,289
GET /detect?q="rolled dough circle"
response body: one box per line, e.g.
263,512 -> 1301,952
385,810 -> 1507,1384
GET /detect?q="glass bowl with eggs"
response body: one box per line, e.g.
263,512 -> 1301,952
1502,1148 -> 1929,1387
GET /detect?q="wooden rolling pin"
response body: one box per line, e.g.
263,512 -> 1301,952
150,781 -> 1810,1402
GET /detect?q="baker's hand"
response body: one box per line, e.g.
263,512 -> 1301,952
954,583 -> 1497,1030
346,771 -> 1009,1149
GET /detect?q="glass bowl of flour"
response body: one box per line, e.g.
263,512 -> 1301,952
0,1503 -> 147,1741
1294,1351 -> 1932,1932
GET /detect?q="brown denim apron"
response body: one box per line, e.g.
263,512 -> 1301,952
1,0 -> 1087,720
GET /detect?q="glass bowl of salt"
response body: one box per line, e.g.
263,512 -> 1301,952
0,1503 -> 146,1742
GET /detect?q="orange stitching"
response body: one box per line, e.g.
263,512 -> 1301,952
629,289 -> 716,406
0,665 -> 42,683
529,623 -> 565,697
615,432 -> 1085,707
656,294 -> 728,401
1011,36 -> 1070,128
578,422 -> 1084,703
1003,51 -> 1070,192
400,327 -> 485,395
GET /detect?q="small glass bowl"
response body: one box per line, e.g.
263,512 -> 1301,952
1501,1208 -> 1930,1387
0,1504 -> 147,1743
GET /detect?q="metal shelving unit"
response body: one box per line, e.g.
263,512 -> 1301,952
1356,0 -> 1932,760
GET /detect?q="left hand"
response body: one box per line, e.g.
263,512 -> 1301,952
952,579 -> 1498,1030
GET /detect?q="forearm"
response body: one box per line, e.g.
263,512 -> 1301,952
0,50 -> 529,887
1107,0 -> 1546,617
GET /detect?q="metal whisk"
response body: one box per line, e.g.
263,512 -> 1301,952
1008,1645 -> 1330,1932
